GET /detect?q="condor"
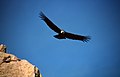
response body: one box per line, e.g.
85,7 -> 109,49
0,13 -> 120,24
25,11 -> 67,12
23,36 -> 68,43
40,12 -> 90,42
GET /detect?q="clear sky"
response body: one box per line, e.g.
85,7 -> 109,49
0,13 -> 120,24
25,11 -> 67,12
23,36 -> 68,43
0,0 -> 120,77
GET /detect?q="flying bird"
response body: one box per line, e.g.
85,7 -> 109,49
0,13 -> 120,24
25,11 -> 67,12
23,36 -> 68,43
40,12 -> 90,42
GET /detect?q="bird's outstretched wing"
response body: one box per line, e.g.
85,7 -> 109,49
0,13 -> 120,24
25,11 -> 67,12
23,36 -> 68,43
40,12 -> 61,33
65,32 -> 90,42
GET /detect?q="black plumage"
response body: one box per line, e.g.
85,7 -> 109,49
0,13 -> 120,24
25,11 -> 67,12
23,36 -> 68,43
40,12 -> 90,42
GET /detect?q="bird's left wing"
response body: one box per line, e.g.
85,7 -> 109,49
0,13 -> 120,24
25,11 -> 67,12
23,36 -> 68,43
40,12 -> 61,33
65,32 -> 90,42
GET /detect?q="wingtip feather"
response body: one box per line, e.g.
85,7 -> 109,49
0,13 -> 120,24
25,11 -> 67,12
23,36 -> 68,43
82,36 -> 91,42
39,11 -> 46,20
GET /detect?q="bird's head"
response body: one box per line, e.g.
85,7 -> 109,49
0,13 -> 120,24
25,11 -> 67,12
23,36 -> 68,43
60,30 -> 65,34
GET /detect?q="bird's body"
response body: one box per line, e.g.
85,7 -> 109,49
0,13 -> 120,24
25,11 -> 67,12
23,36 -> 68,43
54,33 -> 66,39
40,12 -> 90,42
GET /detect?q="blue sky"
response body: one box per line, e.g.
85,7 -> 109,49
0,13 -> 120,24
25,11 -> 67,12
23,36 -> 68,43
0,0 -> 120,77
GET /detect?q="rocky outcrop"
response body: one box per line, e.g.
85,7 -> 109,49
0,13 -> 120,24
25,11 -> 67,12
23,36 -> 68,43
0,44 -> 42,77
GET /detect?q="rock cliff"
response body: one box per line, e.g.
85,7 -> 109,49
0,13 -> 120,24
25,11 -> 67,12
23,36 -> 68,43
0,44 -> 42,77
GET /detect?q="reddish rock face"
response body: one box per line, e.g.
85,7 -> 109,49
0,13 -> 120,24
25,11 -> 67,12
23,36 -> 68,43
0,44 -> 42,77
0,44 -> 6,53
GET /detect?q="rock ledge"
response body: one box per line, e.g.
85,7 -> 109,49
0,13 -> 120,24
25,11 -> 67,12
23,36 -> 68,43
0,44 -> 42,77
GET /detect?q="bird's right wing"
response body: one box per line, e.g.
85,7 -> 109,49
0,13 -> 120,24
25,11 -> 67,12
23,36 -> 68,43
40,12 -> 61,33
65,32 -> 91,42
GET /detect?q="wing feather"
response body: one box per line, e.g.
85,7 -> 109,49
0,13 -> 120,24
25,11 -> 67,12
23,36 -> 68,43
65,32 -> 90,42
40,12 -> 61,33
